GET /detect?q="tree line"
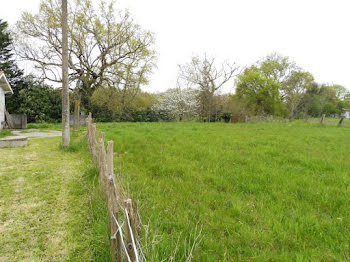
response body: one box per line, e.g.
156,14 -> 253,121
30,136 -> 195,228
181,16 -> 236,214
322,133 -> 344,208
1,0 -> 349,123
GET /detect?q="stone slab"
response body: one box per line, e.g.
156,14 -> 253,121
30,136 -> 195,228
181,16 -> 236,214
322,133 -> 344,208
0,135 -> 28,148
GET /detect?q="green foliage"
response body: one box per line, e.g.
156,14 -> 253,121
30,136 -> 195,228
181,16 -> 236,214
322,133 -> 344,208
220,112 -> 232,123
235,53 -> 350,119
283,70 -> 314,118
91,86 -> 173,122
0,19 -> 23,87
100,121 -> 350,261
259,53 -> 292,80
0,19 -> 25,112
16,0 -> 156,111
1,19 -> 62,122
301,83 -> 349,116
235,66 -> 288,116
6,76 -> 62,122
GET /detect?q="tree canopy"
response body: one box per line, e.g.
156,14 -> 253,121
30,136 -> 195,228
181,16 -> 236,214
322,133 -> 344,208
15,0 -> 156,109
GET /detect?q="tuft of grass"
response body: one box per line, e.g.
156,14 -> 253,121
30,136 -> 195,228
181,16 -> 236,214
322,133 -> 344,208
98,121 -> 350,261
27,122 -> 62,130
0,129 -> 12,138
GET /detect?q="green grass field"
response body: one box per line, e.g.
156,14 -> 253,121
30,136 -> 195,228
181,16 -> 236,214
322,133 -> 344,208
98,121 -> 350,261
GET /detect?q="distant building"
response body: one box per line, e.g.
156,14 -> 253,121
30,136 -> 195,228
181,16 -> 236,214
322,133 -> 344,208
0,72 -> 13,130
341,109 -> 350,119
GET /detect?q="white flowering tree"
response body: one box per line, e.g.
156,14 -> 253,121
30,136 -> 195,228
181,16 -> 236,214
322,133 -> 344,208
153,87 -> 199,121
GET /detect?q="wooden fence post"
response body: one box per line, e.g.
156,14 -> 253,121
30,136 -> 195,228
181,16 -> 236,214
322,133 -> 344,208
91,123 -> 98,161
86,118 -> 91,151
124,199 -> 138,262
84,118 -> 142,261
107,141 -> 122,262
99,132 -> 107,190
320,114 -> 325,124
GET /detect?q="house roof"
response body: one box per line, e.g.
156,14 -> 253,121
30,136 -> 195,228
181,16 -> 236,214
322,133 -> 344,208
0,71 -> 13,95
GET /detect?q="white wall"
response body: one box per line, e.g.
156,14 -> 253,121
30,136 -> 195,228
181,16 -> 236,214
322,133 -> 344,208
0,88 -> 5,130
345,111 -> 350,119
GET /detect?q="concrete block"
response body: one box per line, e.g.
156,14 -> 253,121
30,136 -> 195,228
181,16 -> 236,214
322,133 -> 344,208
0,136 -> 28,148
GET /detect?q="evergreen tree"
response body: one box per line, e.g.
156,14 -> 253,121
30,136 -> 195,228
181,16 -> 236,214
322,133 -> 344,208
0,19 -> 25,113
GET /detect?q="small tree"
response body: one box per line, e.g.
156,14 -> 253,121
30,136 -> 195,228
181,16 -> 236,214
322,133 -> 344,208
235,66 -> 287,116
179,54 -> 239,121
152,86 -> 199,121
283,70 -> 314,119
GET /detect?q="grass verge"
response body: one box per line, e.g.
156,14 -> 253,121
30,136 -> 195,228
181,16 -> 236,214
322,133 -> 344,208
0,130 -> 110,261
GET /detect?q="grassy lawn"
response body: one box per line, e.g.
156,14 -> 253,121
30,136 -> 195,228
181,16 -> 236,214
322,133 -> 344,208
0,130 -> 12,138
27,122 -> 62,131
0,135 -> 110,261
98,121 -> 350,261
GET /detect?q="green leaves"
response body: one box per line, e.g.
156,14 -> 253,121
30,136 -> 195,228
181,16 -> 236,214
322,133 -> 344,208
236,65 -> 287,116
15,0 -> 156,111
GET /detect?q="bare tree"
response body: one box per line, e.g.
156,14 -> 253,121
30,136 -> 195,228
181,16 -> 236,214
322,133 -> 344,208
179,54 -> 239,121
61,0 -> 70,147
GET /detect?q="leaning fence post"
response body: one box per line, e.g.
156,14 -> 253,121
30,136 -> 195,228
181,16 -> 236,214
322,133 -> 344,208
124,199 -> 138,262
91,123 -> 98,161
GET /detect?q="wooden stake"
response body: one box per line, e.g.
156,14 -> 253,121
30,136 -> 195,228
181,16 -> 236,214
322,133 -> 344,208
99,132 -> 107,188
107,141 -> 114,180
124,199 -> 137,262
106,141 -> 122,262
91,124 -> 98,161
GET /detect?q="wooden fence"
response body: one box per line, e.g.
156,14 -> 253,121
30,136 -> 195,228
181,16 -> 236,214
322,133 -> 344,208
86,114 -> 144,262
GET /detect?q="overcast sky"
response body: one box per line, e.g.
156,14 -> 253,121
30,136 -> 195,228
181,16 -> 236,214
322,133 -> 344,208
1,0 -> 349,93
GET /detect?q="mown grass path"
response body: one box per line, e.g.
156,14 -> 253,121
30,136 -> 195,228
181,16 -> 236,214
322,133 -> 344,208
0,136 -> 109,261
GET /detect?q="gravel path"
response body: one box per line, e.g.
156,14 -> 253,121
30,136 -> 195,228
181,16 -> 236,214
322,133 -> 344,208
11,129 -> 62,138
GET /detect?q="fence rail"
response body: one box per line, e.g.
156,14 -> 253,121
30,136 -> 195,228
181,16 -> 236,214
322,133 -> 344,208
86,114 -> 143,262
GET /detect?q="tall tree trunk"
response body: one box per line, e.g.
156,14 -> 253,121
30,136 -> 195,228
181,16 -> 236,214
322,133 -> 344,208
61,0 -> 70,148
